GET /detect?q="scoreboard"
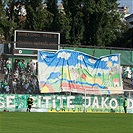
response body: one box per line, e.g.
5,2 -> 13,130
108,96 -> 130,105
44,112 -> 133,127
14,30 -> 60,50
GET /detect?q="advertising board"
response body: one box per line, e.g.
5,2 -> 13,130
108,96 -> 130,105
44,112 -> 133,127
0,94 -> 132,113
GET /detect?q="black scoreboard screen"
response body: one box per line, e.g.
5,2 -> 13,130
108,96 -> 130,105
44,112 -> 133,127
14,30 -> 60,50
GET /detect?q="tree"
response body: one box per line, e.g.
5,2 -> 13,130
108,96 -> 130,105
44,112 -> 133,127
62,0 -> 129,46
55,12 -> 71,44
0,0 -> 2,15
83,0 -> 127,46
0,0 -> 4,41
45,0 -> 59,31
0,0 -> 131,48
0,0 -> 17,41
62,0 -> 84,45
82,0 -> 129,46
23,0 -> 53,31
45,0 -> 71,44
0,0 -> 17,54
111,25 -> 133,48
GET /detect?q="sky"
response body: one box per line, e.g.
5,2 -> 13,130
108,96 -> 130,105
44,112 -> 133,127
42,0 -> 62,4
58,0 -> 62,4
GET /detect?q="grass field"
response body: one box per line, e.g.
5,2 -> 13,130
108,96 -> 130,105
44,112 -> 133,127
0,112 -> 133,133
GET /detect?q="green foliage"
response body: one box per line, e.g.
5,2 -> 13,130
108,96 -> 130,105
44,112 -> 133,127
111,26 -> 133,48
46,0 -> 71,44
62,0 -> 84,45
46,0 -> 58,16
24,0 -> 53,31
54,13 -> 71,44
46,0 -> 59,31
0,0 -> 2,11
82,0 -> 129,46
0,1 -> 17,41
0,0 -> 132,48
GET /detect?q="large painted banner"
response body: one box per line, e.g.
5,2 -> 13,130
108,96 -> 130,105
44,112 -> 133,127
38,49 -> 123,94
0,94 -> 133,113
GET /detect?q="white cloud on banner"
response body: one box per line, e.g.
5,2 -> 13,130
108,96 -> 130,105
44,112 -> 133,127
88,58 -> 96,64
57,52 -> 71,60
78,55 -> 84,61
111,56 -> 118,61
101,57 -> 109,61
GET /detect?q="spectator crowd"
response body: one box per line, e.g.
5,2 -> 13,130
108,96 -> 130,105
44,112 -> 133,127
0,58 -> 40,94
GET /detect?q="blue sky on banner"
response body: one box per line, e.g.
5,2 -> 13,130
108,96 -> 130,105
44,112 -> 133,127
38,49 -> 119,70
